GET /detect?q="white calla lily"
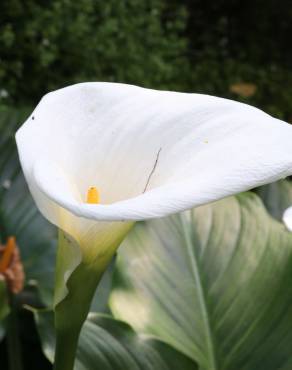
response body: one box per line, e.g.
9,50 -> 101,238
15,82 -> 292,370
16,83 -> 292,229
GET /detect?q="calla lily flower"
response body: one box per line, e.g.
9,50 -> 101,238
15,83 -> 292,370
16,83 -> 292,225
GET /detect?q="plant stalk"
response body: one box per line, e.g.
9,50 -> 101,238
6,294 -> 23,370
53,330 -> 80,370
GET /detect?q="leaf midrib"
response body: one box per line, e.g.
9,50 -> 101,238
180,213 -> 218,370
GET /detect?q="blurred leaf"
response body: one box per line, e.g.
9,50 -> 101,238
34,310 -> 197,370
0,322 -> 5,341
110,193 -> 292,370
0,279 -> 9,321
256,179 -> 292,221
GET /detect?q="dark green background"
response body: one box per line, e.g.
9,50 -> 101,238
0,0 -> 291,119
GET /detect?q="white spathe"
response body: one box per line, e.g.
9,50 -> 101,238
283,207 -> 292,231
16,83 -> 292,237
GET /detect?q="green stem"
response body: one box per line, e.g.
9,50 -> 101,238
53,330 -> 80,370
7,294 -> 23,370
53,264 -> 99,370
53,226 -> 131,370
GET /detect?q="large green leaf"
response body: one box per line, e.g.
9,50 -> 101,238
34,310 -> 197,370
256,179 -> 292,221
110,192 -> 292,370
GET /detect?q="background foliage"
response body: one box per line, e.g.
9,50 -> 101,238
0,0 -> 292,119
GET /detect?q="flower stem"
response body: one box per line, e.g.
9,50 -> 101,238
6,294 -> 23,370
53,330 -> 80,370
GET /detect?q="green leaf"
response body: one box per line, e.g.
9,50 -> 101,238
34,310 -> 197,370
256,179 -> 292,220
110,192 -> 292,370
0,279 -> 10,321
0,106 -> 30,192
